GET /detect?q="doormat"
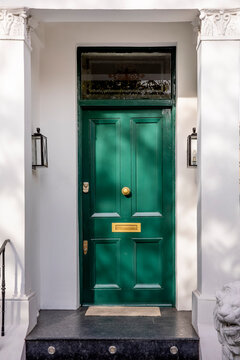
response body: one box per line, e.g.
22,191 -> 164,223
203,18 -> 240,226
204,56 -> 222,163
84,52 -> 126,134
85,306 -> 161,317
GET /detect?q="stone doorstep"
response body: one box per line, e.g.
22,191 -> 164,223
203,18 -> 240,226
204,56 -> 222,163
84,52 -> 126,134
26,338 -> 199,360
25,308 -> 199,360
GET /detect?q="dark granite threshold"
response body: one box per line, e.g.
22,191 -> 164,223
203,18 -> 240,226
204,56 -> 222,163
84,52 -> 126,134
26,307 -> 199,360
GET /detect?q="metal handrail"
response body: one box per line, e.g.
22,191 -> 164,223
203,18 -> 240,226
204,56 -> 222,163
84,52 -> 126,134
0,239 -> 10,255
0,239 -> 10,336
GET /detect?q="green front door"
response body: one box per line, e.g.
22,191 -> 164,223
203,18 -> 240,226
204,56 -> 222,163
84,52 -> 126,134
82,108 -> 175,305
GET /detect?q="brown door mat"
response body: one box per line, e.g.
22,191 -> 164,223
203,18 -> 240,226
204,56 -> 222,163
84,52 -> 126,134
85,306 -> 161,317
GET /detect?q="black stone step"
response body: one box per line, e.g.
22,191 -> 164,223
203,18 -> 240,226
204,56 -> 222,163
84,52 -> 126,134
26,308 -> 199,360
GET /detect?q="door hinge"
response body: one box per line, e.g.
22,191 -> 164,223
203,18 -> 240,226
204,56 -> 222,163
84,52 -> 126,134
83,182 -> 89,193
83,240 -> 88,255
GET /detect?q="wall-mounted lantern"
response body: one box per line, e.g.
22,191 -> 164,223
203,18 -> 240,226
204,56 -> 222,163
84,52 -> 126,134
32,128 -> 48,168
187,127 -> 197,167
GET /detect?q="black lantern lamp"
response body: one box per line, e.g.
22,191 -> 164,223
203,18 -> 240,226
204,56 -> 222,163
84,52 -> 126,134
32,128 -> 48,168
187,127 -> 197,167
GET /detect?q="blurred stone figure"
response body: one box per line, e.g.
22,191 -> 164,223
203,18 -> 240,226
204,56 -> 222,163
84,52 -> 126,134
214,282 -> 240,360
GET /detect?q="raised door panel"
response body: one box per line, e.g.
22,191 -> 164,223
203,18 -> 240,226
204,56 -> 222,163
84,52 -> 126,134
131,117 -> 163,217
93,238 -> 120,289
133,238 -> 163,289
89,118 -> 121,217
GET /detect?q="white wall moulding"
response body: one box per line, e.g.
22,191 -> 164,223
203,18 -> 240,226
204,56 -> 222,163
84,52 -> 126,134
199,8 -> 240,40
30,9 -> 199,23
1,294 -> 38,360
0,8 -> 31,46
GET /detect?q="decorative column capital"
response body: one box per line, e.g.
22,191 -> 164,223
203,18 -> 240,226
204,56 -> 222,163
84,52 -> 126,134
198,8 -> 240,40
0,8 -> 31,47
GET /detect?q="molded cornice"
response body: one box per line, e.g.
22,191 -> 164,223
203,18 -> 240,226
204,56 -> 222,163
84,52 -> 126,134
0,8 -> 31,46
199,8 -> 240,40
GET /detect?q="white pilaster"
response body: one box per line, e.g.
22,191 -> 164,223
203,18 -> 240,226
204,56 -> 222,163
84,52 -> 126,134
193,8 -> 240,360
0,8 -> 37,352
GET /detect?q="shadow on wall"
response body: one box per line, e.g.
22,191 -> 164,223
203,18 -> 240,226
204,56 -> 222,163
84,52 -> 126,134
9,241 -> 24,298
0,49 -> 26,329
0,44 -> 25,300
3,241 -> 25,330
197,59 -> 240,293
175,97 -> 198,309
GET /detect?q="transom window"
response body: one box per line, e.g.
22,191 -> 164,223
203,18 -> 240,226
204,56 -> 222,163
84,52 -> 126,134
80,52 -> 172,100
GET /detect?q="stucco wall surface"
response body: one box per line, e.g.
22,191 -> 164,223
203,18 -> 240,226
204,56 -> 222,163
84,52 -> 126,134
35,21 -> 197,310
0,0 -> 239,10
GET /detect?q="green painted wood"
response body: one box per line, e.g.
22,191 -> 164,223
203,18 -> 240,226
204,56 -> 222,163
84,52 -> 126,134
131,117 -> 162,215
79,100 -> 174,107
82,109 -> 175,306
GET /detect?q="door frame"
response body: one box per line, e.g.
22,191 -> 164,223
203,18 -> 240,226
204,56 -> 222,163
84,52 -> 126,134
77,46 -> 176,306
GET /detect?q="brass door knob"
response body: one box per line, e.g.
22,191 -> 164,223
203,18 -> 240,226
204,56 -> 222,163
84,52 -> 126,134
121,187 -> 131,196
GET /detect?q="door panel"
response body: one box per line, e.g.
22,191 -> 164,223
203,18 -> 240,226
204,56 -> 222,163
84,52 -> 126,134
131,117 -> 163,216
133,238 -> 162,288
90,118 -> 121,216
93,238 -> 120,288
82,109 -> 174,305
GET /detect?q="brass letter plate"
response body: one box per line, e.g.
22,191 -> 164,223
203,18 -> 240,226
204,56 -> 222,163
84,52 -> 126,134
112,223 -> 141,233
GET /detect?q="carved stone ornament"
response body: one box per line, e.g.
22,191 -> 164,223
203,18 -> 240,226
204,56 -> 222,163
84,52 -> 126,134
0,8 -> 31,46
214,281 -> 240,360
200,9 -> 240,40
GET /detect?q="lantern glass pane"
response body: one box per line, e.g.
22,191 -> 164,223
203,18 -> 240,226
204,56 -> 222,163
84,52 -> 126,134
32,138 -> 37,166
42,136 -> 48,167
190,138 -> 197,166
32,136 -> 42,166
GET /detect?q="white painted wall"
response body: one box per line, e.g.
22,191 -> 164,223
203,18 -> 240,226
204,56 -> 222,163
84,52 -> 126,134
198,41 -> 240,296
1,0 -> 240,10
0,38 -> 38,359
28,30 -> 44,314
193,39 -> 240,360
36,21 -> 197,310
0,40 -> 26,300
